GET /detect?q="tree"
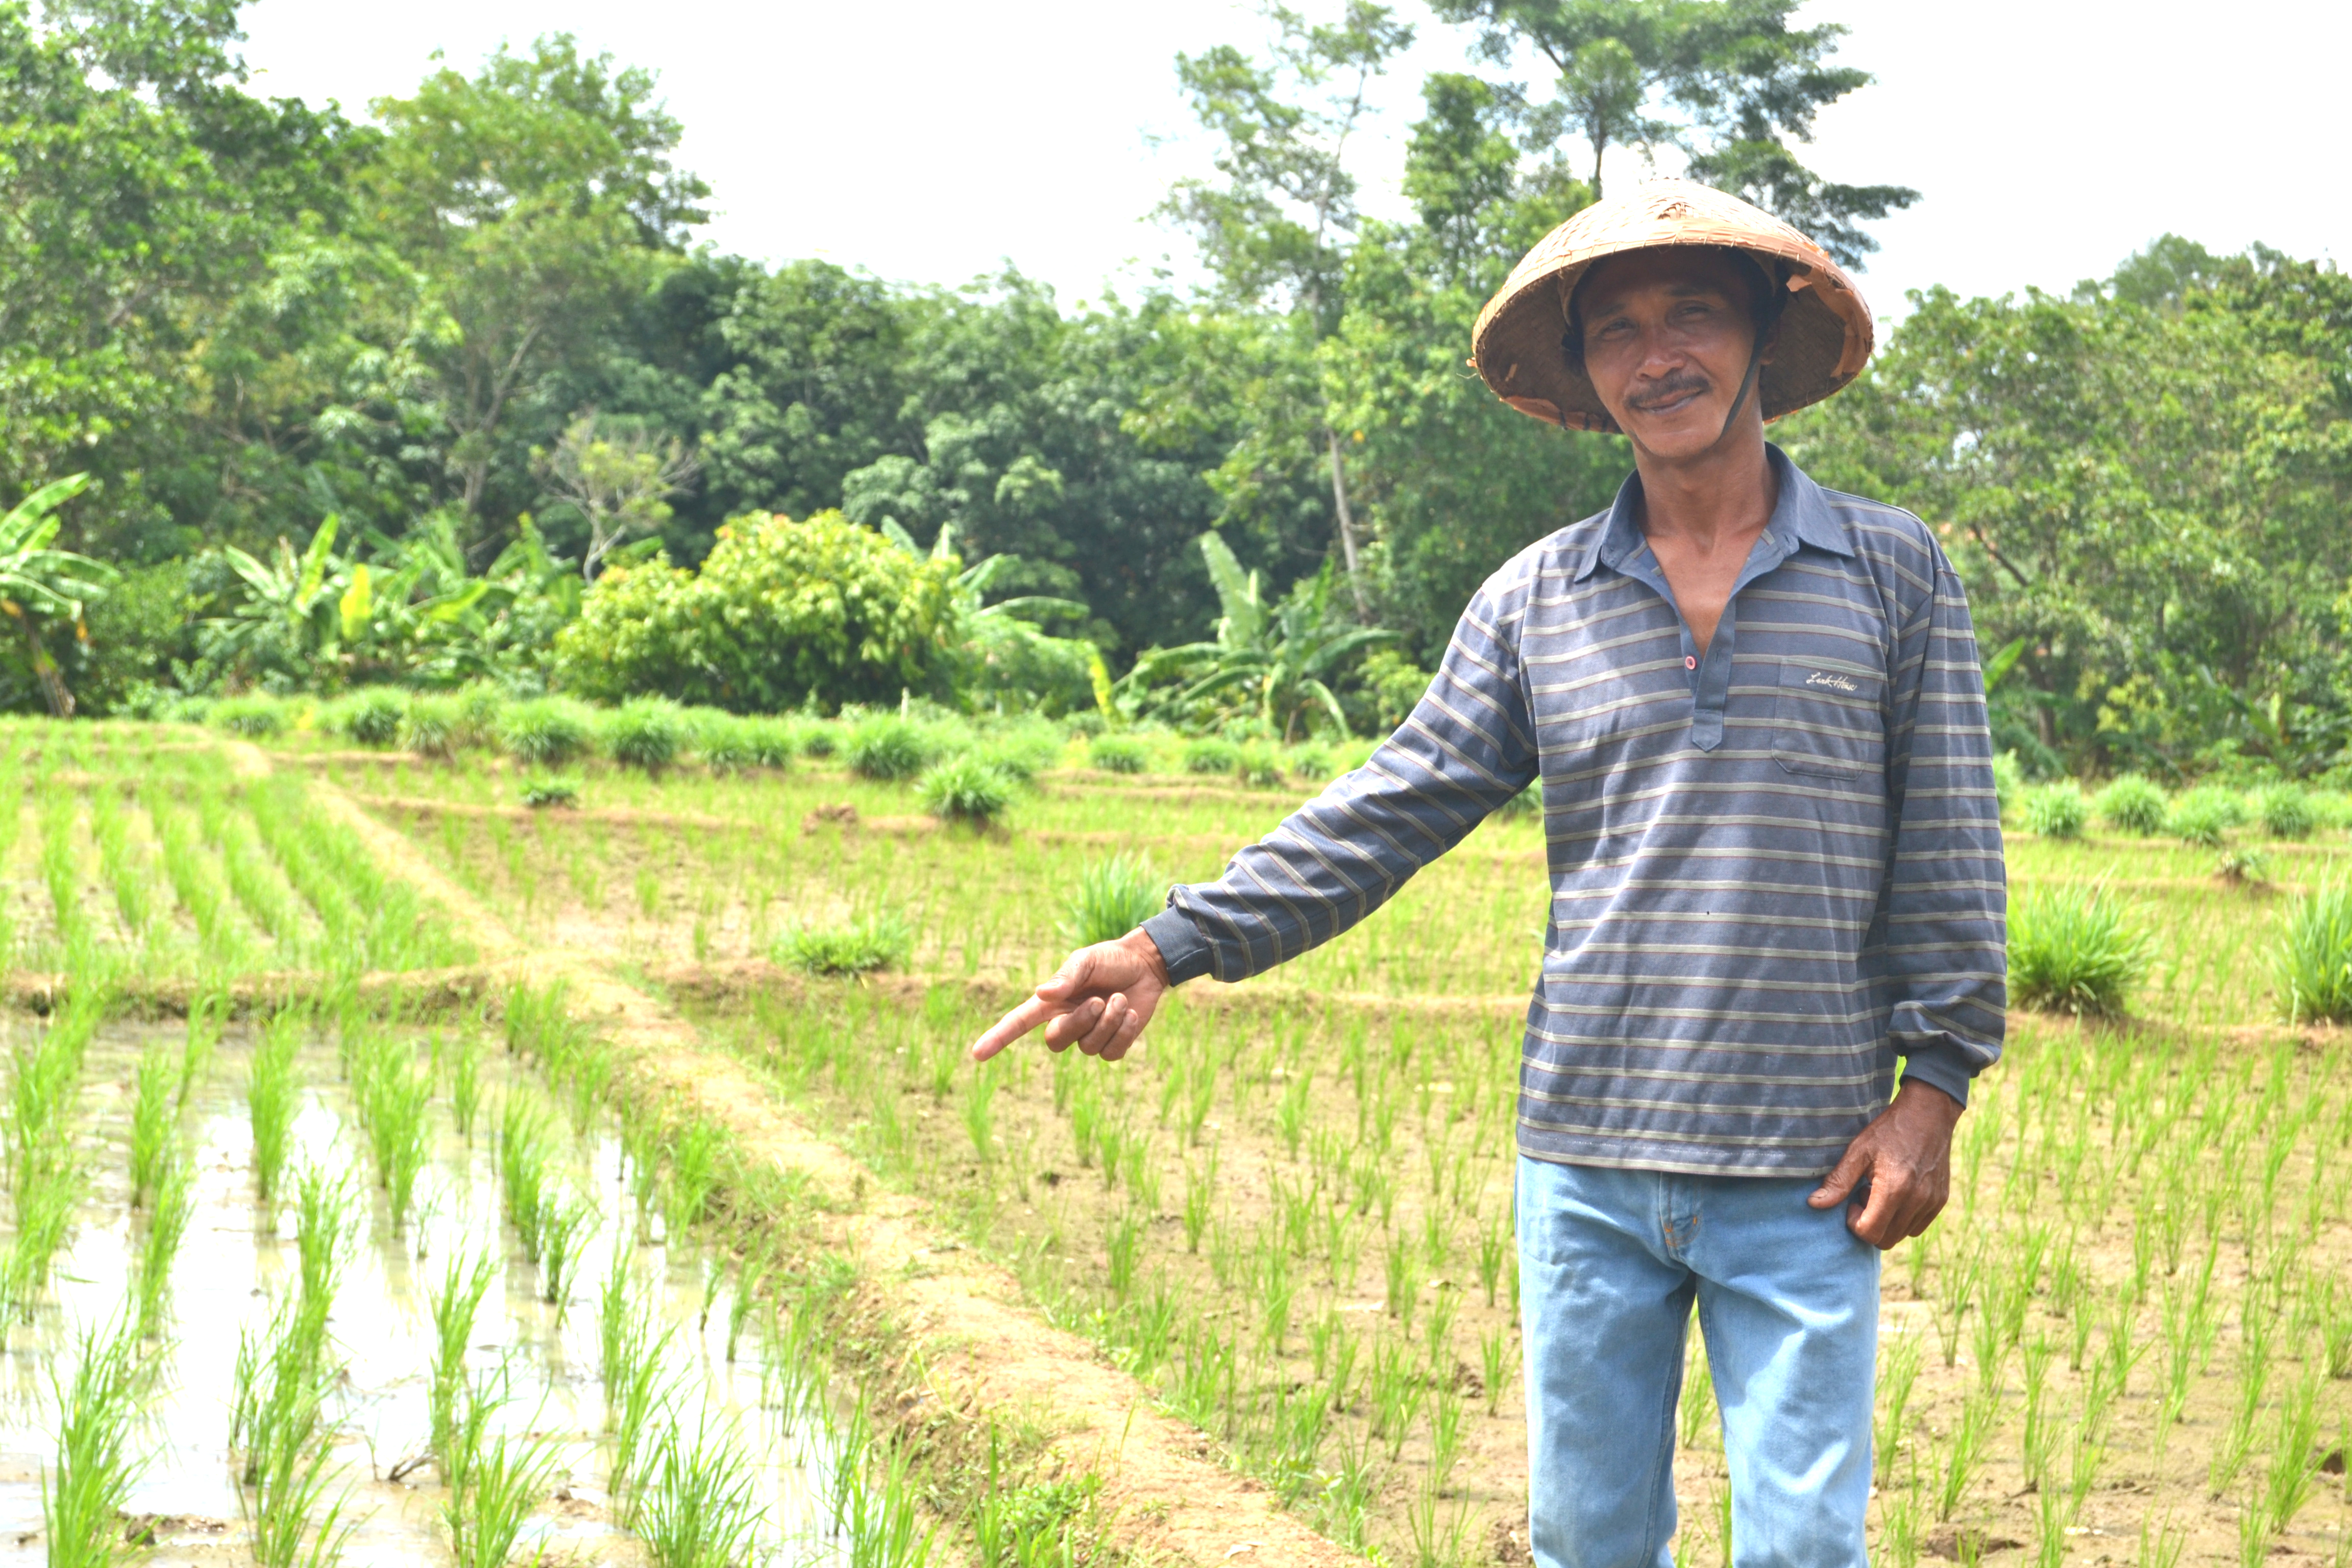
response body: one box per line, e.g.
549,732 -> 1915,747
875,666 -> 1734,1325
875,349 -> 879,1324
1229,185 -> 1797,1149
1162,2 -> 1416,614
0,475 -> 116,716
1431,0 -> 1916,263
366,35 -> 710,529
534,412 -> 702,579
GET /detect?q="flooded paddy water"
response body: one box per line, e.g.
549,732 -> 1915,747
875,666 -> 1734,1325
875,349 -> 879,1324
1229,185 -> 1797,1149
0,1015 -> 843,1567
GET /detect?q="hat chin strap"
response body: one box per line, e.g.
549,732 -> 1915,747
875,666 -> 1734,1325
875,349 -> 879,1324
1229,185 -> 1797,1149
1714,333 -> 1767,448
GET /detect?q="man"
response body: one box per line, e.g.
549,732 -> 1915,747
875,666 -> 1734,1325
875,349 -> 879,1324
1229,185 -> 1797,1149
971,182 -> 2005,1568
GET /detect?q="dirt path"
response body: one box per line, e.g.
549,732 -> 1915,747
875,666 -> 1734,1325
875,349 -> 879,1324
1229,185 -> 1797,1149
298,767 -> 1362,1567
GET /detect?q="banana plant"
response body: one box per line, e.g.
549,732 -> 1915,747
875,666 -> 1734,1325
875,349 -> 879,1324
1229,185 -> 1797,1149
0,474 -> 116,716
1119,533 -> 1392,741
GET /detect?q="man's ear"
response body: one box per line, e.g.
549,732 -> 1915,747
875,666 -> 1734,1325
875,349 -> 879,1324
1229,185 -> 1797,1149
1758,315 -> 1783,366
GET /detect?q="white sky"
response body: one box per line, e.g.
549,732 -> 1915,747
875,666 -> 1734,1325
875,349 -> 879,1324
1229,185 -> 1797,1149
239,0 -> 2350,321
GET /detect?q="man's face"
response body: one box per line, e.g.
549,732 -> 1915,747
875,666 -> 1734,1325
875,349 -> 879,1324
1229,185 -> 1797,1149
1575,249 -> 1770,459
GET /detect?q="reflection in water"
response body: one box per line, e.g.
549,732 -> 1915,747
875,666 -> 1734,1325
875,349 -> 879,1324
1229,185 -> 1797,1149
0,1019 -> 836,1566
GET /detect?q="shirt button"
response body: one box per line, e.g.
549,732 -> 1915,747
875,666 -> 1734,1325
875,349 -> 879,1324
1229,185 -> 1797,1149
1685,655 -> 1697,670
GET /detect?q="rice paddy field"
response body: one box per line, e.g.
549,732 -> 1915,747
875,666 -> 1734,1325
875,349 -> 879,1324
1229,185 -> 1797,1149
2,710 -> 2349,1568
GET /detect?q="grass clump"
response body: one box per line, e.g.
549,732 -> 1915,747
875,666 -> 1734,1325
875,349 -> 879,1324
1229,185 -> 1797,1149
213,696 -> 285,739
401,695 -> 461,757
499,698 -> 594,767
2277,879 -> 2352,1022
604,698 -> 687,771
2021,782 -> 2090,839
2249,782 -> 2315,840
773,913 -> 914,977
2166,786 -> 2244,847
696,716 -> 758,774
918,756 -> 1013,825
341,690 -> 405,748
1089,735 -> 1148,774
1062,854 -> 1166,946
1235,745 -> 1284,788
2008,887 -> 2153,1016
1183,738 -> 1239,775
847,717 -> 930,780
1288,745 -> 1337,782
519,776 -> 580,809
2094,774 -> 2167,836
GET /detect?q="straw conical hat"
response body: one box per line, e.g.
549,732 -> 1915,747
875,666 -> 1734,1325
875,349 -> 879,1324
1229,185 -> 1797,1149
1471,180 -> 1874,433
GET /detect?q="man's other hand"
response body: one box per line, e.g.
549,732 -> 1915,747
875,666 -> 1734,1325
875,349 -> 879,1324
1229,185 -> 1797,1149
1808,1079 -> 1966,1248
969,928 -> 1172,1064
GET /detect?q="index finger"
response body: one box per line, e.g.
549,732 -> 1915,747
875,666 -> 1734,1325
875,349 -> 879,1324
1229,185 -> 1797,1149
970,994 -> 1057,1062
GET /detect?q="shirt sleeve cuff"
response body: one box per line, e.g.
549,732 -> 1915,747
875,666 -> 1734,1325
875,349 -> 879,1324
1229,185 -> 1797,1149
1899,1041 -> 1977,1108
1140,906 -> 1214,985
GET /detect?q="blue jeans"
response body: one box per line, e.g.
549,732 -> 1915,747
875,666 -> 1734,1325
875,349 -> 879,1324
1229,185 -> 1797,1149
1517,1157 -> 1879,1568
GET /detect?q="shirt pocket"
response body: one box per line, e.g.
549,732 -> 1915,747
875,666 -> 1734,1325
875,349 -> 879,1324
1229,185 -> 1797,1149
1772,658 -> 1886,779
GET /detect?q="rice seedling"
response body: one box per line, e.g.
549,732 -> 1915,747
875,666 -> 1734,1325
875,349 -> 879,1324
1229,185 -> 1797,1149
42,1313 -> 148,1568
535,1186 -> 595,1312
449,1028 -> 483,1140
427,1251 -> 497,1468
247,1014 -> 303,1208
772,912 -> 913,976
497,1097 -> 554,1260
847,717 -> 930,780
2277,879 -> 2352,1023
636,1406 -> 766,1568
2,1156 -> 80,1322
1061,853 -> 1166,947
128,1043 -> 175,1210
354,1039 -> 432,1233
917,755 -> 1014,825
605,697 -> 687,771
443,1381 -> 560,1568
293,1166 -> 359,1310
132,1154 -> 195,1338
180,990 -> 224,1108
605,1313 -> 678,1503
2021,782 -> 2089,839
2007,886 -> 2154,1015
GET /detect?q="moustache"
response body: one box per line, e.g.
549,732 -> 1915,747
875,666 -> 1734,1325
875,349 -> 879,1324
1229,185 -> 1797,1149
1627,375 -> 1711,411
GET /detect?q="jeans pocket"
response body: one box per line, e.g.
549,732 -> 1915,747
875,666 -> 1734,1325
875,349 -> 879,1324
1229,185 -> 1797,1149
1772,658 -> 1885,780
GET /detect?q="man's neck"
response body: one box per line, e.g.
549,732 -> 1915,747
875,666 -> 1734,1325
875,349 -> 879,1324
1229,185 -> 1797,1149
1631,426 -> 1777,554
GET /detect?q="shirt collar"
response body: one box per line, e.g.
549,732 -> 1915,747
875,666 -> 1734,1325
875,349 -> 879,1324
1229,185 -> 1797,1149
1574,443 -> 1853,582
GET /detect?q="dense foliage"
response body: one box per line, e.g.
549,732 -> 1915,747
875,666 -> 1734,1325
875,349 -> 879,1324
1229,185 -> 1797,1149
5,3 -> 2348,779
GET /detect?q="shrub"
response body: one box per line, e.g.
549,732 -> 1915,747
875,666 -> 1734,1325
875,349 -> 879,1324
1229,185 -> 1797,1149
1062,854 -> 1166,946
2250,783 -> 2315,840
1183,738 -> 1239,776
1288,745 -> 1337,782
2094,774 -> 2167,836
550,510 -> 961,710
451,682 -> 507,749
1990,750 -> 2024,817
604,699 -> 685,771
402,696 -> 459,757
1090,736 -> 1148,774
520,777 -> 580,809
499,698 -> 593,767
212,696 -> 284,739
2021,783 -> 2090,839
2277,880 -> 2352,1023
2166,787 -> 2244,847
918,756 -> 1013,824
797,722 -> 840,758
2008,887 -> 2153,1015
343,690 -> 406,748
1236,746 -> 1284,788
847,717 -> 930,780
773,914 -> 914,977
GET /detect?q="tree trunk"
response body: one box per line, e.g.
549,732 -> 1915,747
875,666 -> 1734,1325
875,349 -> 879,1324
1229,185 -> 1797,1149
18,622 -> 71,718
1326,429 -> 1370,618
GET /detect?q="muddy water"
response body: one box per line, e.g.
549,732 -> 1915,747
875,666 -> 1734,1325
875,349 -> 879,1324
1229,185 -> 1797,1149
0,1020 -> 836,1566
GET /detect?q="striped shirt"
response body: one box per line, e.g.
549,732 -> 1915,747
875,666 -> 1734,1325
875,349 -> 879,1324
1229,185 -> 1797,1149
1140,446 -> 2006,1177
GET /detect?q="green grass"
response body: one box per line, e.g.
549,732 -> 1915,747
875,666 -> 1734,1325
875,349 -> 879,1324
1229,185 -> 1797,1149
443,1374 -> 561,1568
247,1015 -> 302,1208
2166,786 -> 2245,847
1088,735 -> 1148,774
2277,879 -> 2352,1023
129,1044 -> 175,1210
133,1155 -> 195,1339
1061,854 -> 1166,947
637,1408 -> 766,1567
1183,738 -> 1239,775
342,689 -> 406,748
605,698 -> 687,771
2021,783 -> 2089,839
499,698 -> 595,767
2249,782 -> 2316,840
519,776 -> 580,808
847,717 -> 932,780
773,914 -> 914,976
427,1252 -> 496,1469
2008,886 -> 2154,1015
917,756 -> 1014,825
